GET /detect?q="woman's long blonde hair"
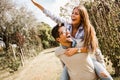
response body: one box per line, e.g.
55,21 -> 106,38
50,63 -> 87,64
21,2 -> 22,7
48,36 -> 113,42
74,5 -> 98,52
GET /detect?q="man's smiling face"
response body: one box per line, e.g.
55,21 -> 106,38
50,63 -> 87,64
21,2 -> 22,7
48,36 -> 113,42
57,26 -> 73,44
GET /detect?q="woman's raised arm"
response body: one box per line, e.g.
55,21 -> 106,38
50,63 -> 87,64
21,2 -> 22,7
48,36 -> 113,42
31,0 -> 44,11
31,0 -> 67,24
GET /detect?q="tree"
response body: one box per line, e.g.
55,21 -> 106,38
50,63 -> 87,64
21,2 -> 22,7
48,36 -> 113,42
87,0 -> 120,76
0,0 -> 42,71
37,22 -> 59,49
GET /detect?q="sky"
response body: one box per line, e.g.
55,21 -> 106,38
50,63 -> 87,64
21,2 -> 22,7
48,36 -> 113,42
12,0 -> 70,27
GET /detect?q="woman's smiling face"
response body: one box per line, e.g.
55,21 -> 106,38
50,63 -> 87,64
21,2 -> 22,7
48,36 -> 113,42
71,8 -> 81,26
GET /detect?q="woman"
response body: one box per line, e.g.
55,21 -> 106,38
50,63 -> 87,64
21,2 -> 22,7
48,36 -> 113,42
31,0 -> 113,80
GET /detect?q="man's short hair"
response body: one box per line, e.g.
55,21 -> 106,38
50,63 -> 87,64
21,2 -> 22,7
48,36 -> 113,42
51,23 -> 64,40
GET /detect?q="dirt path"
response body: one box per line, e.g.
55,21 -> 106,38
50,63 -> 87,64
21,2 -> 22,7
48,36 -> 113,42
0,48 -> 119,80
2,48 -> 62,80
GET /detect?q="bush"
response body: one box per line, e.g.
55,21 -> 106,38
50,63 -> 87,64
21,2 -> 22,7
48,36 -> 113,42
85,0 -> 120,76
38,22 -> 59,49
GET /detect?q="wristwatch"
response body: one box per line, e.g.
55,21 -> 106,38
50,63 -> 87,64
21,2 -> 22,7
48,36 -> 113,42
77,48 -> 81,53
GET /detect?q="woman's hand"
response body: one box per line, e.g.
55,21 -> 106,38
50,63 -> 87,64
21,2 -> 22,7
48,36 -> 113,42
31,0 -> 38,6
81,47 -> 88,53
65,48 -> 78,56
64,47 -> 88,56
31,0 -> 44,11
31,0 -> 36,3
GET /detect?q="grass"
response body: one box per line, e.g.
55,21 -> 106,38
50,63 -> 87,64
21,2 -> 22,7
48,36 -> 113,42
113,77 -> 120,80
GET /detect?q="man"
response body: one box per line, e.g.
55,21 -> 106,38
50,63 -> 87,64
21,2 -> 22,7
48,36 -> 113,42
51,23 -> 97,80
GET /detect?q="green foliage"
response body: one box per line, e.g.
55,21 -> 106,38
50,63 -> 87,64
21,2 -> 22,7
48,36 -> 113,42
8,60 -> 20,72
84,0 -> 120,76
37,22 -> 59,49
0,53 -> 20,72
0,0 -> 43,72
0,0 -> 58,72
60,0 -> 120,77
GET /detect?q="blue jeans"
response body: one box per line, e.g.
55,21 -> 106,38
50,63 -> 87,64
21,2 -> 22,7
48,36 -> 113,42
60,66 -> 69,80
92,59 -> 113,80
60,59 -> 113,80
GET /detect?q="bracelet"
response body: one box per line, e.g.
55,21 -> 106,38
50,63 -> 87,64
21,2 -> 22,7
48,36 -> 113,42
77,48 -> 81,53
